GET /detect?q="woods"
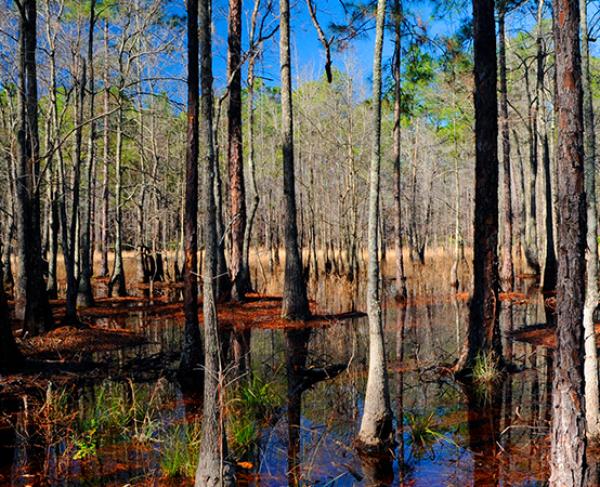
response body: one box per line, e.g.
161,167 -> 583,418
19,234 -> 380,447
0,0 -> 600,485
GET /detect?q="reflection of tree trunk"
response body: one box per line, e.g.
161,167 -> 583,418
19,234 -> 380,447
286,328 -> 310,487
550,0 -> 587,483
396,306 -> 407,481
465,385 -> 501,485
232,328 -> 251,380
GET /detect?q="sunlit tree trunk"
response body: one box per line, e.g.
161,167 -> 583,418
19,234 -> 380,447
498,7 -> 514,292
550,0 -> 587,483
99,20 -> 110,278
280,0 -> 310,319
241,0 -> 262,296
108,99 -> 126,297
393,0 -> 407,301
195,0 -> 234,484
456,0 -> 502,374
580,0 -> 600,440
356,0 -> 394,453
227,0 -> 249,302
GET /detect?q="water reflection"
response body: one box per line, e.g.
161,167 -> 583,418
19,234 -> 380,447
0,275 -> 564,485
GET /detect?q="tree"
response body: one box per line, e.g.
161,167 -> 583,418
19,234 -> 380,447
0,246 -> 23,370
580,0 -> 600,439
392,0 -> 407,301
550,0 -> 587,484
456,0 -> 502,375
179,0 -> 204,378
227,0 -> 250,302
498,1 -> 513,292
356,0 -> 394,453
195,0 -> 234,483
14,0 -> 54,336
279,0 -> 310,320
78,0 -> 97,308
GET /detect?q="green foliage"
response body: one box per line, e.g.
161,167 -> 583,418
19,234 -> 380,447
472,352 -> 501,385
160,420 -> 202,479
228,375 -> 281,459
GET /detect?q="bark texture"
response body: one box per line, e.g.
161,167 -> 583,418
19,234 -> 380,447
195,0 -> 234,483
457,0 -> 502,374
580,0 -> 600,440
227,0 -> 249,302
498,8 -> 514,292
279,0 -> 310,320
14,0 -> 54,335
550,0 -> 587,484
179,0 -> 204,378
356,0 -> 394,453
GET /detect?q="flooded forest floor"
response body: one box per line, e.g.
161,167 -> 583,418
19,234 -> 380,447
0,252 -> 595,486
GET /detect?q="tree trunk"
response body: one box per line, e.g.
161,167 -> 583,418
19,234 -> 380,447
195,0 -> 234,484
498,9 -> 514,292
550,0 -> 587,483
179,0 -> 204,378
78,0 -> 97,307
356,0 -> 393,453
227,0 -> 249,302
14,0 -> 54,335
59,57 -> 85,326
99,20 -> 110,278
393,0 -> 407,301
0,248 -> 23,370
456,0 -> 501,374
580,0 -> 600,440
108,102 -> 126,297
279,0 -> 310,320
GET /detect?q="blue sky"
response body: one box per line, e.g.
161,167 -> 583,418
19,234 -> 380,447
203,0 -> 469,92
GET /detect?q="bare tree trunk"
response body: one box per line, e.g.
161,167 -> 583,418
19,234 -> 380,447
78,0 -> 97,307
550,0 -> 587,483
59,58 -> 85,325
241,1 -> 262,296
195,0 -> 234,484
456,0 -> 502,374
179,0 -> 203,379
14,0 -> 53,335
108,101 -> 126,297
0,246 -> 23,370
498,8 -> 514,292
280,0 -> 309,320
580,0 -> 600,440
356,0 -> 393,453
227,0 -> 249,302
99,20 -> 110,278
393,2 -> 407,301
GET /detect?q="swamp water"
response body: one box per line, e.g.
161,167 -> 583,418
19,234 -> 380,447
0,274 -> 569,486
